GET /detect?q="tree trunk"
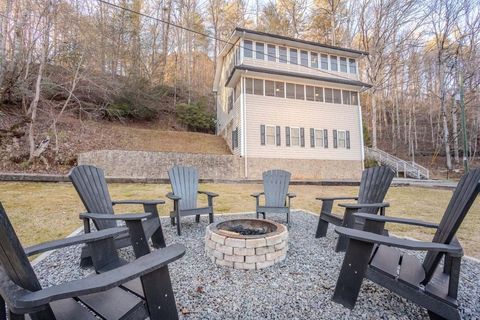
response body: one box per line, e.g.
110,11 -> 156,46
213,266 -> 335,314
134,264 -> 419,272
451,96 -> 460,165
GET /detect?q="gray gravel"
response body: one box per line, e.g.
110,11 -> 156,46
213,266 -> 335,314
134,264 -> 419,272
34,211 -> 480,319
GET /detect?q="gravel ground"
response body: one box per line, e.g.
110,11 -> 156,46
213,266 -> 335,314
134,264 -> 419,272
34,211 -> 480,319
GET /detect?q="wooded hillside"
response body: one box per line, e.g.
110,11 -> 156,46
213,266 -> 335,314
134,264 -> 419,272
0,0 -> 479,174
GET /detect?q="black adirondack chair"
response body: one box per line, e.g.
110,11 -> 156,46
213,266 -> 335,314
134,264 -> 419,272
251,170 -> 296,226
0,202 -> 185,320
69,165 -> 167,266
167,166 -> 218,236
332,169 -> 480,320
315,166 -> 394,251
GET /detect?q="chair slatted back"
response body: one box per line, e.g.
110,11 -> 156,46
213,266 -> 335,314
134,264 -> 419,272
357,166 -> 394,214
69,165 -> 116,230
263,170 -> 291,207
168,166 -> 199,210
0,203 -> 55,318
422,169 -> 480,283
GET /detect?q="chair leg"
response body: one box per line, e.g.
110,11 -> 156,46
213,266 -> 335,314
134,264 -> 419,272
315,216 -> 329,238
427,311 -> 456,320
256,211 -> 259,219
170,216 -> 176,226
80,245 -> 93,268
286,209 -> 290,226
332,239 -> 374,309
209,207 -> 214,224
8,311 -> 25,320
0,296 -> 6,320
141,266 -> 179,320
336,208 -> 356,252
195,215 -> 200,223
176,213 -> 181,236
144,204 -> 166,248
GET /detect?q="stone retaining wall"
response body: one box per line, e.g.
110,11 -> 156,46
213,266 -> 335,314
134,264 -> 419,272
78,150 -> 244,180
78,150 -> 363,180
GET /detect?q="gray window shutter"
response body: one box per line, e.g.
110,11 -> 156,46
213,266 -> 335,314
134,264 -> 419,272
276,126 -> 281,146
300,128 -> 305,147
286,126 -> 291,147
346,130 -> 350,149
260,125 -> 265,145
324,129 -> 328,148
310,128 -> 315,147
333,130 -> 338,148
234,128 -> 239,148
232,130 -> 235,148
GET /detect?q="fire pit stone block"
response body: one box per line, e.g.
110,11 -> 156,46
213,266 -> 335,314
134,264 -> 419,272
205,218 -> 288,270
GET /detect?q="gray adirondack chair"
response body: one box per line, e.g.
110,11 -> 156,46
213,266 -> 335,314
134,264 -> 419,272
251,170 -> 296,226
0,202 -> 185,320
315,166 -> 394,251
69,165 -> 167,266
332,168 -> 480,320
167,166 -> 218,236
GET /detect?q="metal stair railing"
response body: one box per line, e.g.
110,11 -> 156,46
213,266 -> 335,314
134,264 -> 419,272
365,147 -> 429,180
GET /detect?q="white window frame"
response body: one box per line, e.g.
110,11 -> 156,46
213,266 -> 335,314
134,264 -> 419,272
337,130 -> 347,148
290,127 -> 301,147
255,42 -> 265,60
265,125 -> 277,146
314,129 -> 324,148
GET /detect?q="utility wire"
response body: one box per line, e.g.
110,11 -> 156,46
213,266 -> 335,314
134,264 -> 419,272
96,0 -> 362,83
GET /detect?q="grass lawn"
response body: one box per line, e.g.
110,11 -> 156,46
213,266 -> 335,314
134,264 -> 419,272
1,181 -> 479,258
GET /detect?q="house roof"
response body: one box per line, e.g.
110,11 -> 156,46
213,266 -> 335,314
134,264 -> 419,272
225,65 -> 372,91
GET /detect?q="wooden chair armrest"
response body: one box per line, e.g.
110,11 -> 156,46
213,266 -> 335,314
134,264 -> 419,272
24,228 -> 128,257
112,199 -> 165,206
14,244 -> 186,310
166,192 -> 181,201
198,191 -> 219,197
334,227 -> 463,256
79,212 -> 152,221
338,202 -> 390,209
354,213 -> 439,228
287,192 -> 296,198
315,196 -> 358,201
251,192 -> 264,198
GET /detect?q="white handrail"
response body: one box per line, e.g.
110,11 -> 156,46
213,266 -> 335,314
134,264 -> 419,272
365,147 -> 429,179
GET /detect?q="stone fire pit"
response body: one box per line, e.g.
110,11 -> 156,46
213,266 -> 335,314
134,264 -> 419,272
205,218 -> 288,270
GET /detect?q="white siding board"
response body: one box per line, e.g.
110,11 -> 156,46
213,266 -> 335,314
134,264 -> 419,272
245,94 -> 362,161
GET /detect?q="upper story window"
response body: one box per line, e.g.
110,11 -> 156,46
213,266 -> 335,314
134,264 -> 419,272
311,52 -> 318,68
351,91 -> 359,105
244,40 -> 253,58
330,56 -> 338,71
267,44 -> 276,62
333,89 -> 342,104
340,57 -> 348,72
255,42 -> 265,60
306,86 -> 315,101
300,50 -> 308,67
289,48 -> 298,65
342,90 -> 351,105
349,59 -> 357,74
245,77 -> 253,94
254,79 -> 264,95
295,84 -> 305,100
275,82 -> 285,98
315,87 -> 323,102
321,54 -> 328,70
279,46 -> 287,63
286,83 -> 295,99
324,88 -> 333,103
265,80 -> 275,96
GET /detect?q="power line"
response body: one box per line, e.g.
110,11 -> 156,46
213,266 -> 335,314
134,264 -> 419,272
97,0 -> 360,83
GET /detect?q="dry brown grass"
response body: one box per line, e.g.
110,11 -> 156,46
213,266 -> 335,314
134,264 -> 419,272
1,182 -> 479,258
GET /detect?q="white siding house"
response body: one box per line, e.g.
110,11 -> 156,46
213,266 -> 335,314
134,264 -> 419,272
213,28 -> 371,180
